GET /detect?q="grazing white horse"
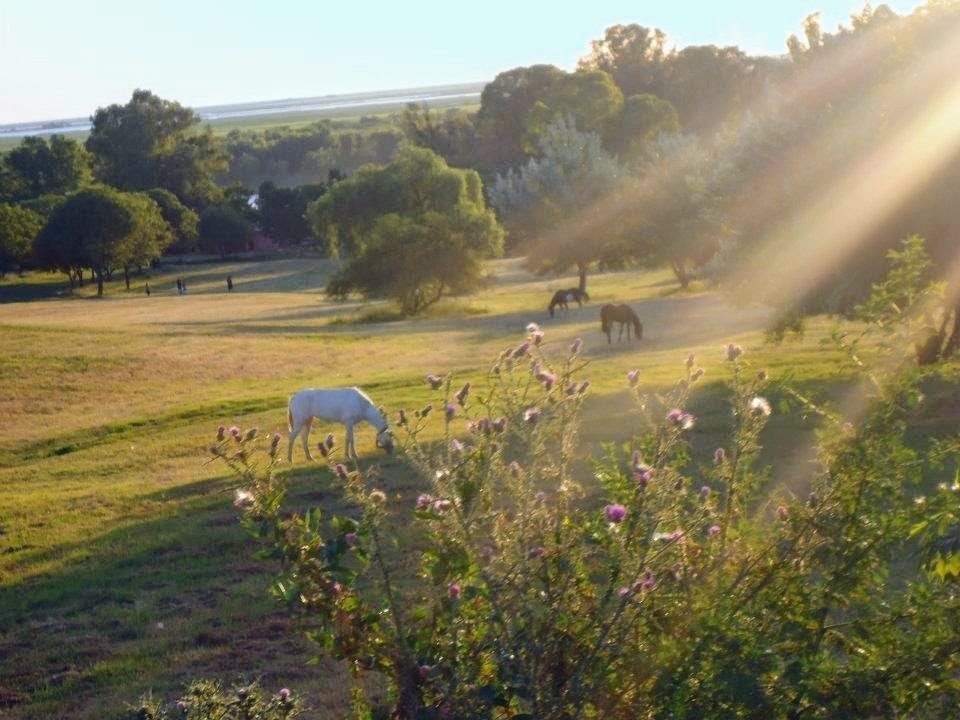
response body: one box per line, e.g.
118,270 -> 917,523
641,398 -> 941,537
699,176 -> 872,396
287,387 -> 393,462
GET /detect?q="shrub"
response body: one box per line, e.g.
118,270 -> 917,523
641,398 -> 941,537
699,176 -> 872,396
206,325 -> 958,719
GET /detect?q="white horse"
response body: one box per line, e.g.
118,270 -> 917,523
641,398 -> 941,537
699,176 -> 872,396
287,387 -> 393,462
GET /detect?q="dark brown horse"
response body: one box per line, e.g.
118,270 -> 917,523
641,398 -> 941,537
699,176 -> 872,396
549,288 -> 590,317
601,304 -> 643,344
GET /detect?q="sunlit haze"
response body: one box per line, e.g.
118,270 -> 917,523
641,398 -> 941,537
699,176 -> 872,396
0,0 -> 921,124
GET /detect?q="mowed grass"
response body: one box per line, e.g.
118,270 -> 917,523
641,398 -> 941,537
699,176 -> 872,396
0,256 -> 955,718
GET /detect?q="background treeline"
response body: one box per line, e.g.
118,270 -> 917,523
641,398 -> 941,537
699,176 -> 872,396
2,1 -> 959,337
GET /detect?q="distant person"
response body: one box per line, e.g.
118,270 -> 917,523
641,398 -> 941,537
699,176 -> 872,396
176,277 -> 183,295
181,282 -> 188,295
226,275 -> 234,292
145,282 -> 151,297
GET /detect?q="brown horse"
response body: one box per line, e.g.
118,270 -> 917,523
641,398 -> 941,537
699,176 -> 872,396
600,304 -> 643,344
549,288 -> 590,317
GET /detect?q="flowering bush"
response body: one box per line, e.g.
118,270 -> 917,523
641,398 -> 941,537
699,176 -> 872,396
206,325 -> 958,719
131,680 -> 298,719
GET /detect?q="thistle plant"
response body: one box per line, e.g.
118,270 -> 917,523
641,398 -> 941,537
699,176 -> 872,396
201,324 -> 958,719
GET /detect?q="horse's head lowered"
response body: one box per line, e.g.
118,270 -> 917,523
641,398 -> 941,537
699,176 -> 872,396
376,427 -> 395,455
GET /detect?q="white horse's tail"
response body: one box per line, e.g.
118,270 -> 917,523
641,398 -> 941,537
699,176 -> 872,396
287,403 -> 294,432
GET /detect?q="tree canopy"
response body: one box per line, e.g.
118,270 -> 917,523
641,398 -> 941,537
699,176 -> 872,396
0,203 -> 44,277
2,134 -> 90,200
316,145 -> 503,314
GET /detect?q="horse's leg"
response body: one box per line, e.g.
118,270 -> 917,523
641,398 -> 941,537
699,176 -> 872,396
301,417 -> 314,461
287,424 -> 300,463
345,422 -> 356,460
618,322 -> 625,342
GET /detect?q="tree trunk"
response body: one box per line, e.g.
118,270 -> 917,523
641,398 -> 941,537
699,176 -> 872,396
577,262 -> 587,294
671,258 -> 690,289
124,267 -> 130,291
943,303 -> 960,357
96,269 -> 104,297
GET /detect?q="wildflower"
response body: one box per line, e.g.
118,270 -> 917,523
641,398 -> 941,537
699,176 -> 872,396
509,460 -> 523,477
618,586 -> 631,599
776,505 -> 789,520
666,408 -> 684,423
279,688 -> 291,702
426,374 -> 444,390
331,581 -> 343,595
420,403 -> 433,418
708,524 -> 721,537
493,417 -> 507,433
450,439 -> 465,457
570,337 -> 582,354
686,353 -> 696,369
325,433 -> 335,449
627,369 -> 641,386
334,463 -> 349,480
807,491 -> 819,507
233,489 -> 255,508
512,340 -> 532,359
455,382 -> 470,406
749,397 -> 772,417
448,582 -> 462,599
524,407 -> 540,424
345,532 -> 358,547
217,425 -> 226,441
433,499 -> 452,512
531,330 -> 545,346
398,409 -> 408,426
714,447 -> 726,464
537,371 -> 557,391
674,477 -> 685,490
526,322 -> 540,334
318,443 -> 329,458
270,432 -> 281,450
635,467 -> 653,488
416,493 -> 434,510
691,368 -> 704,382
244,427 -> 258,441
445,403 -> 457,420
229,425 -> 241,440
667,409 -> 696,429
369,489 -> 387,505
725,343 -> 743,361
605,503 -> 628,523
699,485 -> 711,501
578,379 -> 591,394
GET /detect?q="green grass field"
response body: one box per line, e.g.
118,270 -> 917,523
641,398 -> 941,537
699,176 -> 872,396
0,256 -> 954,718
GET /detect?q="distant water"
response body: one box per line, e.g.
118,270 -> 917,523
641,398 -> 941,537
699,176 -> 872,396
0,87 -> 482,140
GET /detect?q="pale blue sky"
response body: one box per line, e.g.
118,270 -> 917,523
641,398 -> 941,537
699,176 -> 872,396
0,0 -> 921,124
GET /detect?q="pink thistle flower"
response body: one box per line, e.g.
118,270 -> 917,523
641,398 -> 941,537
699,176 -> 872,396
699,485 -> 711,500
397,409 -> 408,426
512,340 -> 531,359
632,450 -> 644,470
334,463 -> 349,480
229,425 -> 241,439
448,582 -> 462,599
627,369 -> 641,386
535,491 -> 547,503
523,407 -> 540,424
455,383 -> 470,406
618,586 -> 631,599
509,460 -> 523,477
331,581 -> 343,595
493,417 -> 507,433
217,425 -> 226,441
714,447 -> 726,463
538,371 -> 557,391
450,439 -> 465,456
725,343 -> 743,361
776,505 -> 789,521
807,492 -> 819,507
345,532 -> 358,547
318,443 -> 329,458
325,433 -> 335,449
708,524 -> 721,537
445,403 -> 457,420
635,467 -> 653,488
604,503 -> 627,523
279,688 -> 291,701
426,374 -> 444,390
433,499 -> 452,512
570,337 -> 582,354
416,494 -> 434,510
666,408 -> 684,423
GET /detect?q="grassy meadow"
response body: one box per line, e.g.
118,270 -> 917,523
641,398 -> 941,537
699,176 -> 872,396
1,256 -> 954,718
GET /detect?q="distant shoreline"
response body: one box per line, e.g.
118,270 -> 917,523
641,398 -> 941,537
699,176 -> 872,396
0,81 -> 487,139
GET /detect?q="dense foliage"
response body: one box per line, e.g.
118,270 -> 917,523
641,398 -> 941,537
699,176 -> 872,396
204,317 -> 958,718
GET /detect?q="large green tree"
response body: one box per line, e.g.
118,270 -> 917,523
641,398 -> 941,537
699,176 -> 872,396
2,134 -> 90,200
34,187 -> 172,295
314,145 -> 503,314
144,188 -> 199,254
198,205 -> 253,256
0,204 -> 44,277
86,89 -> 226,206
258,181 -> 325,244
